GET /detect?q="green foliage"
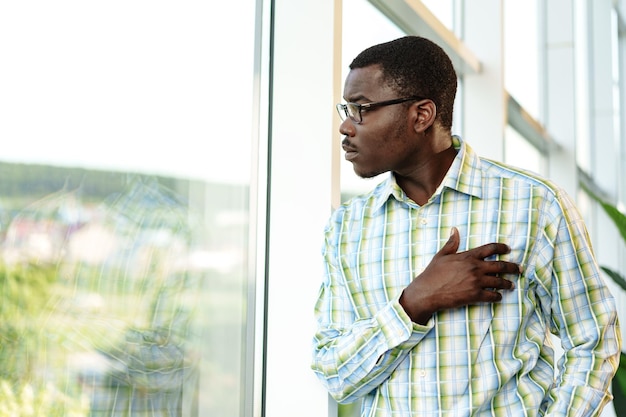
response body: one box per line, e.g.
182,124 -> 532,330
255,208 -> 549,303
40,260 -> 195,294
0,163 -> 233,414
582,185 -> 626,413
594,197 -> 626,244
614,358 -> 626,415
0,162 -> 179,203
0,262 -> 92,412
602,266 -> 626,293
0,380 -> 89,417
0,263 -> 58,383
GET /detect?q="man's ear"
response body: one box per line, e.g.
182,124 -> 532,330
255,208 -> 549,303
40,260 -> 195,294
411,99 -> 437,133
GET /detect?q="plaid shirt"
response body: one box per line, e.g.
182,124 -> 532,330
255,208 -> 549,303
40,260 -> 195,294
312,136 -> 621,417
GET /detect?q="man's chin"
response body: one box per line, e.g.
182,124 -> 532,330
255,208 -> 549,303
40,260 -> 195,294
353,167 -> 382,179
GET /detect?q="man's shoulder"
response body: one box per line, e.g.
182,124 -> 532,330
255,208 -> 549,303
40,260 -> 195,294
330,180 -> 391,221
481,158 -> 560,192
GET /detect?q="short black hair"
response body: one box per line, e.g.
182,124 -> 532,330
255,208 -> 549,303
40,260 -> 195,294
350,36 -> 458,130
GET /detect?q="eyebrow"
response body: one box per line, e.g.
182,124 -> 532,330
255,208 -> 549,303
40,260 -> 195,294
343,94 -> 369,103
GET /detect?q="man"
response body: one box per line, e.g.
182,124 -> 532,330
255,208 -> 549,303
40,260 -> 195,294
311,36 -> 621,416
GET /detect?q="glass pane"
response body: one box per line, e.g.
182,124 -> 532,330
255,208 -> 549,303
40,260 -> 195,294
341,0 -> 406,202
0,2 -> 256,416
504,125 -> 546,175
504,0 -> 540,121
422,0 -> 455,30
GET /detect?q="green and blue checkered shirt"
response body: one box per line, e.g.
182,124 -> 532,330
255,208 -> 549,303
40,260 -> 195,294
312,136 -> 621,416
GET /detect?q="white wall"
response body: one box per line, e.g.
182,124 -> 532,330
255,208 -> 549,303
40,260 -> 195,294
263,1 -> 340,416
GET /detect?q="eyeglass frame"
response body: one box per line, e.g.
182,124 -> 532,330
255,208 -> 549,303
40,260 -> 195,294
336,96 -> 425,124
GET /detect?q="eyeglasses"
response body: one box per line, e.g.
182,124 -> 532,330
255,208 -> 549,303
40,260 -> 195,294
336,96 -> 424,124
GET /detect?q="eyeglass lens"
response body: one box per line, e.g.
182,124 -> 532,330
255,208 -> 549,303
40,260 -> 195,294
346,103 -> 360,122
337,103 -> 357,122
336,103 -> 360,123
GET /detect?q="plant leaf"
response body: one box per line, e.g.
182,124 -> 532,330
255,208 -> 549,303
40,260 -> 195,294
582,185 -> 626,244
613,353 -> 626,412
598,200 -> 626,244
601,266 -> 626,292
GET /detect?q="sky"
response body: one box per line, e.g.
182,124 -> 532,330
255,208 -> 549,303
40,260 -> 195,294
0,1 -> 256,184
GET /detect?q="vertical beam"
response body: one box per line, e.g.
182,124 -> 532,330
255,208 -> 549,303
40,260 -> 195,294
583,0 -> 622,291
588,0 -> 618,194
618,3 -> 626,207
461,0 -> 506,160
544,0 -> 578,196
264,0 -> 340,416
248,0 -> 272,415
331,0 -> 344,212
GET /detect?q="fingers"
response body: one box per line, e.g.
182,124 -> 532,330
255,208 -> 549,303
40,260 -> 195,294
484,259 -> 521,275
480,289 -> 505,303
468,242 -> 512,259
443,228 -> 522,275
482,275 -> 515,290
473,277 -> 515,306
437,227 -> 460,257
442,229 -> 510,259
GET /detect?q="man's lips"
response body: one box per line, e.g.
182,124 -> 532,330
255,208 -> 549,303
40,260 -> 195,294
342,144 -> 358,161
344,150 -> 357,161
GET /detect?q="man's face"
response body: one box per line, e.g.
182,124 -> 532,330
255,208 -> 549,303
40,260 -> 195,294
340,65 -> 422,179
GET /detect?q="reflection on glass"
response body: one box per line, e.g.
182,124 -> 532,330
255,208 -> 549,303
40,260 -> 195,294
0,168 -> 248,416
0,2 -> 255,416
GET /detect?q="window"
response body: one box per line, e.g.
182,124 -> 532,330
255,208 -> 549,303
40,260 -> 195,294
0,2 -> 257,416
504,125 -> 546,175
340,0 -> 405,201
504,0 -> 540,121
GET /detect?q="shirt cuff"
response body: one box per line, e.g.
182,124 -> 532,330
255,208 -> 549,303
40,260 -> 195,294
377,294 -> 434,349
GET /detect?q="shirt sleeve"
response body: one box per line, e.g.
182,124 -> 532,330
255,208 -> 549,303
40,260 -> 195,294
310,213 -> 431,404
535,190 -> 621,417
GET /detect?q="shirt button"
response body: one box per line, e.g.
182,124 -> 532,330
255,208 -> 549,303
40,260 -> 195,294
420,218 -> 427,225
419,370 -> 426,378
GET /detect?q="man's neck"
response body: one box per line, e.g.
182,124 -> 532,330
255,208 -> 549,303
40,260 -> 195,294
395,144 -> 457,206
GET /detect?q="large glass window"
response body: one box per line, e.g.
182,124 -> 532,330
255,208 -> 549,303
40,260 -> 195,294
422,0 -> 455,30
504,0 -> 540,121
0,2 -> 257,416
340,0 -> 405,201
504,125 -> 546,175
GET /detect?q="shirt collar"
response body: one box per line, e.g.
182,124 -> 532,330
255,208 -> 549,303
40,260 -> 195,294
372,136 -> 484,211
